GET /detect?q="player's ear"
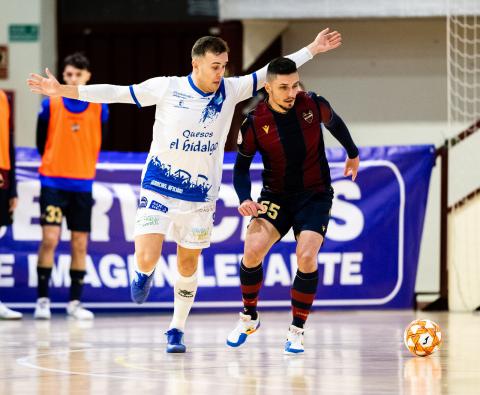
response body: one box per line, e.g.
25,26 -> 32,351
192,57 -> 198,71
265,82 -> 272,95
84,70 -> 91,84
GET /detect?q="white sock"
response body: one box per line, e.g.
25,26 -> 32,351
169,271 -> 198,331
134,254 -> 154,276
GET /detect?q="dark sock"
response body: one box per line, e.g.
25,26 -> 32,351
37,267 -> 52,298
291,269 -> 319,328
239,260 -> 263,321
69,270 -> 86,301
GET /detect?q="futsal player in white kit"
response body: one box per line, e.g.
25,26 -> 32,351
27,29 -> 341,352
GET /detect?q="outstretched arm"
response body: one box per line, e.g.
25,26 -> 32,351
254,28 -> 342,86
27,69 -> 168,106
28,68 -> 79,99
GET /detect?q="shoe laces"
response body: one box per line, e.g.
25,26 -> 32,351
134,271 -> 150,287
288,325 -> 304,342
38,299 -> 49,308
236,312 -> 255,331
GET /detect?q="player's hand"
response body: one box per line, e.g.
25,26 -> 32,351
307,28 -> 342,56
0,173 -> 3,188
238,200 -> 265,217
344,155 -> 360,181
27,68 -> 62,96
8,197 -> 18,213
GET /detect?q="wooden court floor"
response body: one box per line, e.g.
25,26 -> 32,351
0,310 -> 479,395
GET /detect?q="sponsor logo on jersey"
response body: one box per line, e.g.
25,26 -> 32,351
138,196 -> 148,208
149,200 -> 169,213
262,125 -> 270,134
174,99 -> 190,109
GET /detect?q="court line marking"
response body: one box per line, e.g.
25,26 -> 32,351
16,348 -> 314,390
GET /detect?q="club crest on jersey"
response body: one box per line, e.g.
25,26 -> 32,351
262,125 -> 270,134
302,110 -> 313,124
71,123 -> 80,132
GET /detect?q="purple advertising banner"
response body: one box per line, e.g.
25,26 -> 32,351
0,145 -> 434,309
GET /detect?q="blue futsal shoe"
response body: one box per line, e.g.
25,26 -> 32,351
165,328 -> 186,353
130,270 -> 155,304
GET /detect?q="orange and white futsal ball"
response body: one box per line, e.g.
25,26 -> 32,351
404,319 -> 442,357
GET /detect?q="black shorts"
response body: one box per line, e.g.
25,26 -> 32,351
0,189 -> 13,227
40,186 -> 93,232
256,188 -> 334,239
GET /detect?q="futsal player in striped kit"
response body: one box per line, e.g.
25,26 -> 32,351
0,89 -> 22,320
33,53 -> 109,320
227,57 -> 360,354
27,29 -> 342,352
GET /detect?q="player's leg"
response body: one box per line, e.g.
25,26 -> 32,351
284,230 -> 323,354
66,231 -> 94,319
165,200 -> 215,353
131,190 -> 170,304
131,233 -> 165,303
64,190 -> 95,319
0,191 -> 22,319
35,187 -> 64,319
226,217 -> 281,347
284,191 -> 331,354
165,245 -> 202,353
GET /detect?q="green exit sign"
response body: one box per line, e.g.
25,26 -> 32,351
9,25 -> 39,42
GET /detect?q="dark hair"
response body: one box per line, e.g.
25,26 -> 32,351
266,57 -> 297,81
63,52 -> 90,71
191,36 -> 229,58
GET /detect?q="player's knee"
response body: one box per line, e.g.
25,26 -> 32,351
243,247 -> 264,267
136,249 -> 160,268
40,232 -> 60,251
296,250 -> 318,272
71,240 -> 87,256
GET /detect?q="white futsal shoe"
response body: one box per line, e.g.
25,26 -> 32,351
0,302 -> 22,320
284,325 -> 305,354
66,300 -> 94,320
226,312 -> 260,347
34,297 -> 51,320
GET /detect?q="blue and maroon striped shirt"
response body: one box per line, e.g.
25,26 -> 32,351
237,91 -> 358,196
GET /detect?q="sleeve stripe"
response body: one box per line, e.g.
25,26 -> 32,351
252,72 -> 258,97
129,85 -> 141,108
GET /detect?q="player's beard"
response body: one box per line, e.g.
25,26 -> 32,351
278,100 -> 294,112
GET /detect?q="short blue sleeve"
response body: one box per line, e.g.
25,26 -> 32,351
101,104 -> 109,122
38,97 -> 50,121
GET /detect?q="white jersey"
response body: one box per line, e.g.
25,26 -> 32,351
78,47 -> 313,202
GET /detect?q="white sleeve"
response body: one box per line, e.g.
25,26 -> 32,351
254,47 -> 313,89
78,77 -> 170,107
228,47 -> 314,103
228,74 -> 259,103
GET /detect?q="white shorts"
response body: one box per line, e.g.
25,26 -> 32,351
134,189 -> 216,249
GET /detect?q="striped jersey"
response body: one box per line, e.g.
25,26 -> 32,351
238,91 -> 355,194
